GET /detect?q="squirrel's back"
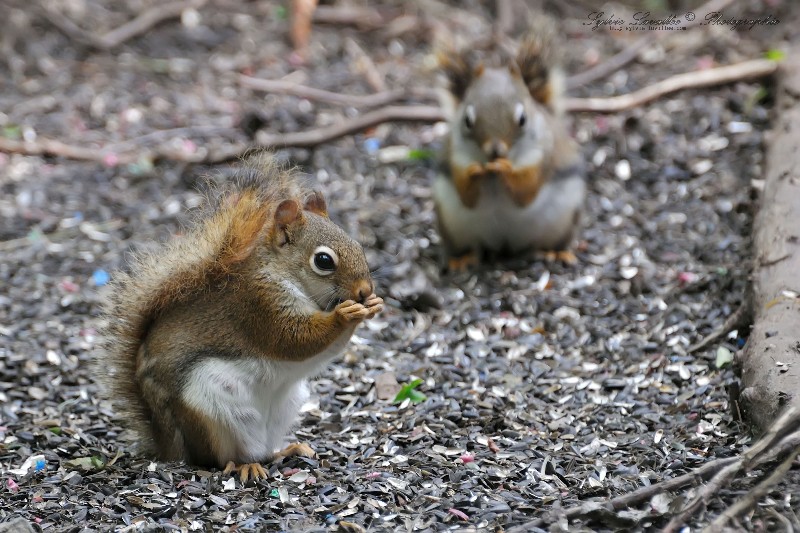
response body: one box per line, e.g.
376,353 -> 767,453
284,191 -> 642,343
98,156 -> 312,450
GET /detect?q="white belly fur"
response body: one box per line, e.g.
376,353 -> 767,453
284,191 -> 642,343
434,173 -> 585,253
181,327 -> 354,463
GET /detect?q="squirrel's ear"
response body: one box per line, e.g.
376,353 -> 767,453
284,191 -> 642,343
516,26 -> 558,105
274,199 -> 303,245
438,49 -> 473,102
304,190 -> 328,217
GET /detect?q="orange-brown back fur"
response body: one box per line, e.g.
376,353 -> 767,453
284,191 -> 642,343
98,155 -> 315,452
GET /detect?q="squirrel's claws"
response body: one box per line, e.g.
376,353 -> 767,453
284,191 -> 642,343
448,252 -> 479,272
465,162 -> 487,179
364,295 -> 384,318
275,442 -> 316,459
542,250 -> 578,265
335,301 -> 370,322
485,158 -> 514,174
223,461 -> 268,484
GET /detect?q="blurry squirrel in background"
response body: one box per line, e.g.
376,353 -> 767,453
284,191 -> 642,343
98,156 -> 383,482
433,21 -> 586,270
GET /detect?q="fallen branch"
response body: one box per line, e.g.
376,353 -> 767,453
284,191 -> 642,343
253,105 -> 446,148
41,0 -> 205,51
242,59 -> 776,115
239,75 -> 439,108
507,406 -> 800,532
0,127 -> 246,165
565,59 -> 778,113
705,447 -> 800,533
688,298 -> 753,353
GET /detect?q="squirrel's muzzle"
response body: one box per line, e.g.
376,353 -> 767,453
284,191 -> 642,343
483,140 -> 509,161
351,279 -> 373,303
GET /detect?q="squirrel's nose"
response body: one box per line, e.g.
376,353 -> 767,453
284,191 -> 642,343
484,140 -> 508,161
352,279 -> 373,303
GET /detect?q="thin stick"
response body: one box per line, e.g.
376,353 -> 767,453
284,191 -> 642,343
567,36 -> 650,90
254,105 -> 446,148
704,447 -> 800,533
505,456 -> 739,532
661,460 -> 744,533
239,75 -> 439,108
0,137 -> 116,163
566,59 -> 778,113
41,0 -> 205,51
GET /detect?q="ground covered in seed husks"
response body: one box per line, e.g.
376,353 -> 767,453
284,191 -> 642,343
2,0 -> 799,531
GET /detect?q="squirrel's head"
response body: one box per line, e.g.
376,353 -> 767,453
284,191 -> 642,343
265,192 -> 374,311
440,26 -> 559,162
458,65 -> 546,161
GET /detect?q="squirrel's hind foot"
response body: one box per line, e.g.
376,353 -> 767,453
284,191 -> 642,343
275,442 -> 316,459
223,461 -> 268,484
447,252 -> 479,272
542,250 -> 577,265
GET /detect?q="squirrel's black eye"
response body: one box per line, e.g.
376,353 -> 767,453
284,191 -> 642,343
314,253 -> 335,270
310,246 -> 338,276
464,105 -> 476,130
514,103 -> 526,127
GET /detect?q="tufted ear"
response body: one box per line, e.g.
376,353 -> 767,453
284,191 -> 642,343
273,199 -> 303,245
438,48 -> 475,102
304,190 -> 328,217
516,25 -> 558,105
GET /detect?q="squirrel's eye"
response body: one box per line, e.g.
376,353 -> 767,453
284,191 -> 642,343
514,103 -> 526,127
464,105 -> 476,130
310,246 -> 338,276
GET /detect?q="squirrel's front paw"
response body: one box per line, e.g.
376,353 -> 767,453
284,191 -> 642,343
485,158 -> 514,174
335,300 -> 370,323
465,162 -> 487,179
364,294 -> 384,318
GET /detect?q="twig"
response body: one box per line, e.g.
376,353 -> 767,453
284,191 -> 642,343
345,37 -> 386,92
704,447 -> 800,533
567,36 -> 650,90
41,0 -> 205,51
506,456 -> 739,531
0,137 -> 117,163
566,0 -> 736,89
688,299 -> 753,353
244,58 -> 775,116
661,459 -> 744,532
509,406 -> 800,532
565,59 -> 778,113
239,75 -> 439,108
253,105 -> 446,148
766,507 -> 796,533
312,5 -> 386,30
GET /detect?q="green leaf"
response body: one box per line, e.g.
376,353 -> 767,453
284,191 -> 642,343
66,456 -> 105,471
764,49 -> 786,62
2,125 -> 21,140
406,149 -> 435,161
715,346 -> 734,369
49,427 -> 62,435
393,378 -> 426,404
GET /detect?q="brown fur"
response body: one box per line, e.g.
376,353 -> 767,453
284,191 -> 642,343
97,153 -> 379,461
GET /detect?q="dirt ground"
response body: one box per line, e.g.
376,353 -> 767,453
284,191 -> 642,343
1,0 -> 799,531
